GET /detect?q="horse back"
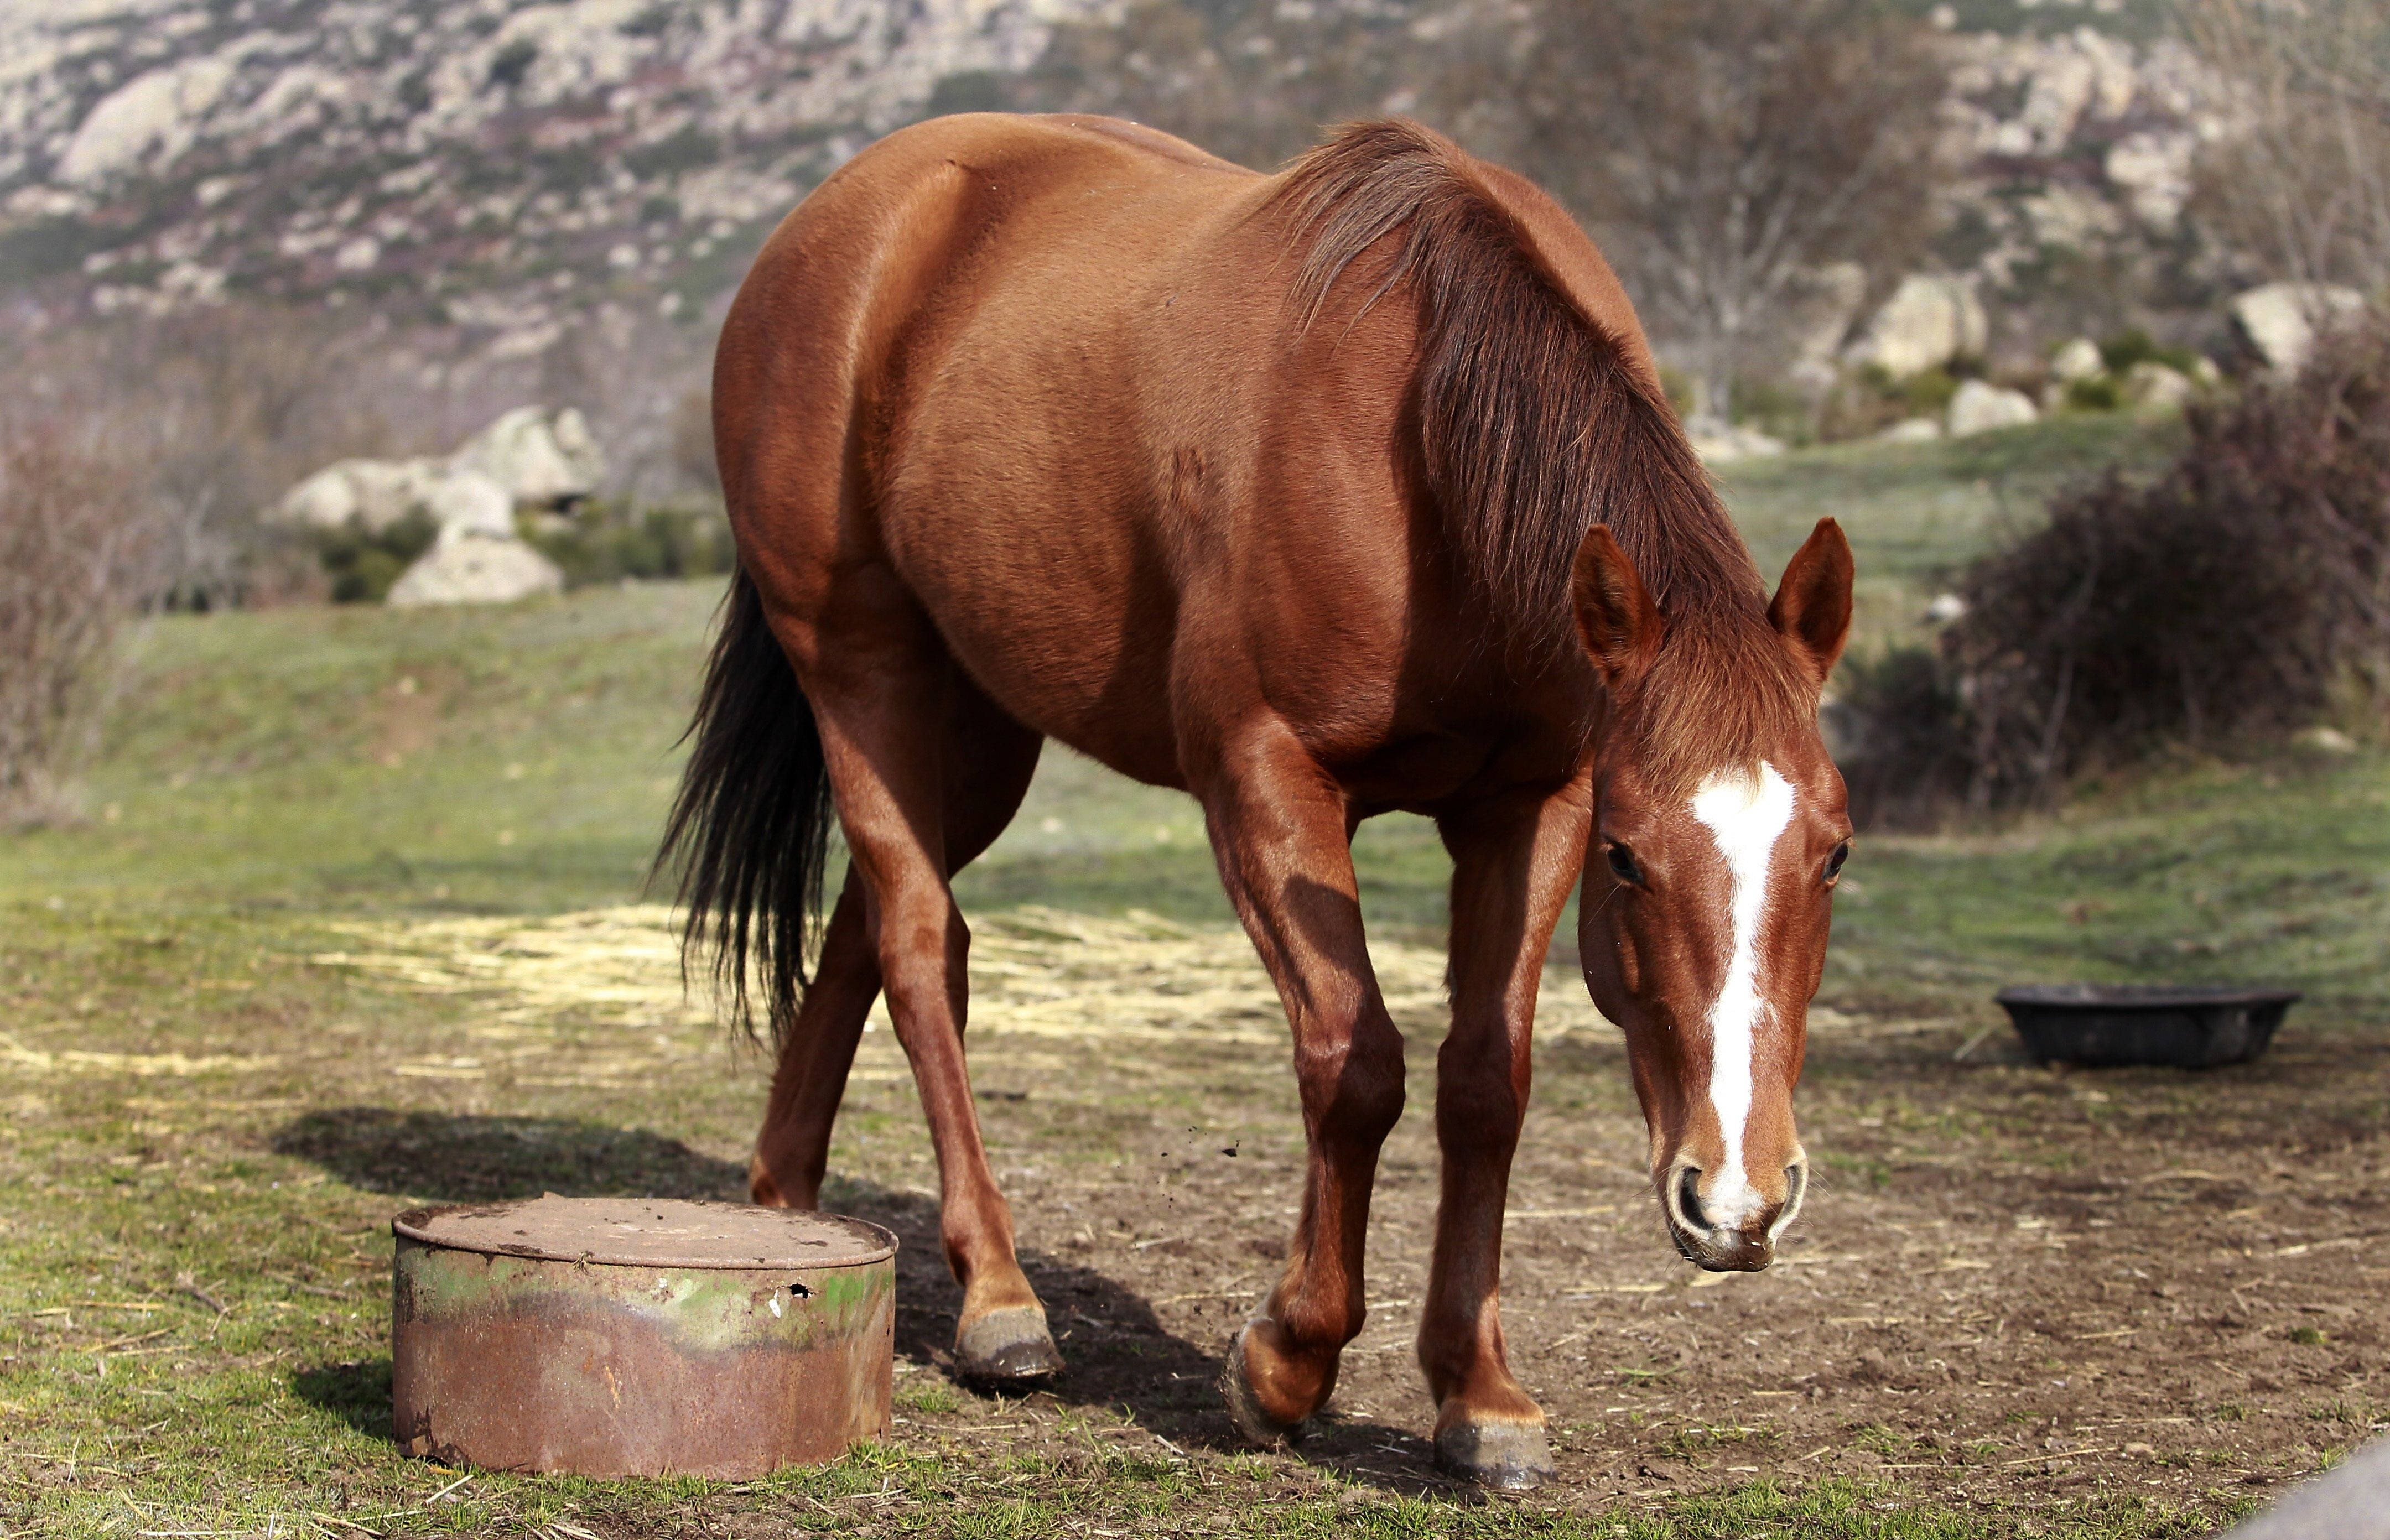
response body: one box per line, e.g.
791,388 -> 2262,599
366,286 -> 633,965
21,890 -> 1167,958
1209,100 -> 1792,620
715,114 -> 1625,804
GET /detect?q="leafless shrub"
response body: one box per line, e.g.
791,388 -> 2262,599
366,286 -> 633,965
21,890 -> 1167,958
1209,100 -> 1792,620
2187,0 -> 2390,294
17,306 -> 427,608
0,422 -> 161,825
1839,319 -> 2390,821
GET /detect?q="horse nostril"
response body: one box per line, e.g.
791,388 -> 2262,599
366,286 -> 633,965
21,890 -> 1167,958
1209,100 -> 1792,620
1784,1162 -> 1808,1213
1675,1166 -> 1706,1231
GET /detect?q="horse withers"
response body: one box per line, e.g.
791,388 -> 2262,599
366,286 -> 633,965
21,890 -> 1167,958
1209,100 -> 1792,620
661,113 -> 1854,1489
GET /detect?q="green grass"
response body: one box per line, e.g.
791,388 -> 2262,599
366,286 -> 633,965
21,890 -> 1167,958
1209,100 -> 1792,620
1,417 -> 2367,1537
1720,412 -> 2184,658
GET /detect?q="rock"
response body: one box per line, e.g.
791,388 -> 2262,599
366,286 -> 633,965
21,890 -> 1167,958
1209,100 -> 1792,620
2222,1425 -> 2390,1540
1946,379 -> 2040,436
2103,129 -> 2197,229
1845,275 -> 1988,379
2121,361 -> 2196,413
2050,337 -> 2105,383
56,53 -> 242,185
2293,726 -> 2356,755
268,403 -> 600,550
1685,419 -> 1788,465
1877,417 -> 1944,443
386,529 -> 563,608
450,407 -> 606,509
2231,283 -> 2371,374
272,459 -> 513,538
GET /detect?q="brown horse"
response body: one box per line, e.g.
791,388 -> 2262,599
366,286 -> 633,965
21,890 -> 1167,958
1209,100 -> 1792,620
663,113 -> 1855,1489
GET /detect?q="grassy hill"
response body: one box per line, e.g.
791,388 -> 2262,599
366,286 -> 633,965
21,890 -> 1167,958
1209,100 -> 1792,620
16,410 -> 2377,1021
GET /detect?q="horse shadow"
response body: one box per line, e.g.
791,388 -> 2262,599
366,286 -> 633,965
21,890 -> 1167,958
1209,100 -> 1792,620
274,1108 -> 1451,1494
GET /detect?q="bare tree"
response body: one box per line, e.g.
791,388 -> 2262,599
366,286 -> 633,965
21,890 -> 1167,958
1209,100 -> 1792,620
2186,0 -> 2390,296
0,421 -> 158,825
18,306 -> 424,606
1016,0 -> 1435,171
1472,0 -> 1950,421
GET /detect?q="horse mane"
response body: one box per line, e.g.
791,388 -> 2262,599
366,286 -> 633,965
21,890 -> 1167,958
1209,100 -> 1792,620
1264,119 -> 1814,793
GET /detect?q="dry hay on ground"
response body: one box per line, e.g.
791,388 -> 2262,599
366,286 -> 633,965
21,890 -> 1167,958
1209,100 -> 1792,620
305,903 -> 1620,1080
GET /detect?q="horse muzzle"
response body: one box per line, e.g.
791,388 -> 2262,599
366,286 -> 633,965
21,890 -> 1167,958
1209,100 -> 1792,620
1661,1160 -> 1805,1272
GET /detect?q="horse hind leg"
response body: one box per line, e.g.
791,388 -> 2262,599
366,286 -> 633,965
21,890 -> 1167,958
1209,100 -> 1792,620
804,643 -> 1059,1382
749,684 -> 1043,1215
747,866 -> 878,1209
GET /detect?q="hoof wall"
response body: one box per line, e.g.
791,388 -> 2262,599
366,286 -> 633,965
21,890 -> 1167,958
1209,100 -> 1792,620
954,1307 -> 1062,1383
1220,1325 -> 1306,1448
1435,1418 -> 1553,1491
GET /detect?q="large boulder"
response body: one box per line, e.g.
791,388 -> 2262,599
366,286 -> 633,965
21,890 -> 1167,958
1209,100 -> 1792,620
386,528 -> 564,608
1946,379 -> 2039,436
2050,337 -> 2105,383
272,460 -> 515,538
1685,419 -> 1787,465
2121,360 -> 2196,413
1845,275 -> 1989,379
450,407 -> 607,509
266,404 -> 605,607
2231,283 -> 2370,375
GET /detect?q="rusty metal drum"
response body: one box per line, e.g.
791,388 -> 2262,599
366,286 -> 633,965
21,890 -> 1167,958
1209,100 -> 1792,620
391,1195 -> 896,1477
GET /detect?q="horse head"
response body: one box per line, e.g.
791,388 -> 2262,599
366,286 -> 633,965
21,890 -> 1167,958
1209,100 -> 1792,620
1569,517 -> 1854,1271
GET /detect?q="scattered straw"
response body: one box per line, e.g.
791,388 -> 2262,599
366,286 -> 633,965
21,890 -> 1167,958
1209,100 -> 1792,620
0,1033 -> 279,1078
307,904 -> 1618,1061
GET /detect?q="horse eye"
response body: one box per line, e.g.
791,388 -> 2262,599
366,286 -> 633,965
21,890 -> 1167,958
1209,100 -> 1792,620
1824,841 -> 1850,882
1606,843 -> 1644,886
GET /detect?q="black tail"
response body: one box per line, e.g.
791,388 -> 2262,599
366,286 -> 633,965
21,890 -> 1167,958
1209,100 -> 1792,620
656,567 -> 836,1041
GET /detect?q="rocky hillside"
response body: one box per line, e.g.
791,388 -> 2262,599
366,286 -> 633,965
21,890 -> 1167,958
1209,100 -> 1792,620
0,0 -> 2249,410
0,0 -> 1097,352
1937,17 -> 2240,361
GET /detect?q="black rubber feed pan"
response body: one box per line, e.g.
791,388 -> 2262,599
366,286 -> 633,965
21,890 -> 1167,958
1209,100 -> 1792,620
1996,985 -> 2300,1068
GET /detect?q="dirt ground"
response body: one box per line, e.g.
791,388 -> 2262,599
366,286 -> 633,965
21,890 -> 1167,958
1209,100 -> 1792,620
349,904 -> 2371,1530
813,960 -> 2390,1520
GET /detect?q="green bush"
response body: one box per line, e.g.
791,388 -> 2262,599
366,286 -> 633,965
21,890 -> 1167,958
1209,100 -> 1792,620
1898,365 -> 1963,418
525,502 -> 734,589
1830,644 -> 1975,825
315,510 -> 438,605
2065,374 -> 2123,413
2098,327 -> 2203,378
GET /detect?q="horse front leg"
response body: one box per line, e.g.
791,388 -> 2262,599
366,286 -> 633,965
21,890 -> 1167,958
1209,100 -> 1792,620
1197,718 -> 1408,1441
1420,778 -> 1590,1489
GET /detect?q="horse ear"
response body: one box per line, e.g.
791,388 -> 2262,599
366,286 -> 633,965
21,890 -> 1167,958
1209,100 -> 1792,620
1769,517 -> 1854,685
1571,524 -> 1662,684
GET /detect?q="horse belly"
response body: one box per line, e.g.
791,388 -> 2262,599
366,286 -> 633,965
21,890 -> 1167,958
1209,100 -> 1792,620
880,394 -> 1187,787
927,524 -> 1181,786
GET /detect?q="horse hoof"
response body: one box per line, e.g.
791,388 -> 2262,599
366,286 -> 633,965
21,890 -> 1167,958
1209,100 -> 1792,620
1220,1324 -> 1306,1448
746,1153 -> 788,1208
1433,1416 -> 1553,1491
953,1305 -> 1062,1383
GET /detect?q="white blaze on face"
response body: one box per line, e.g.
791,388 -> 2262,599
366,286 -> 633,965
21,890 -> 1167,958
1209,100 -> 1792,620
1687,762 -> 1795,1231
